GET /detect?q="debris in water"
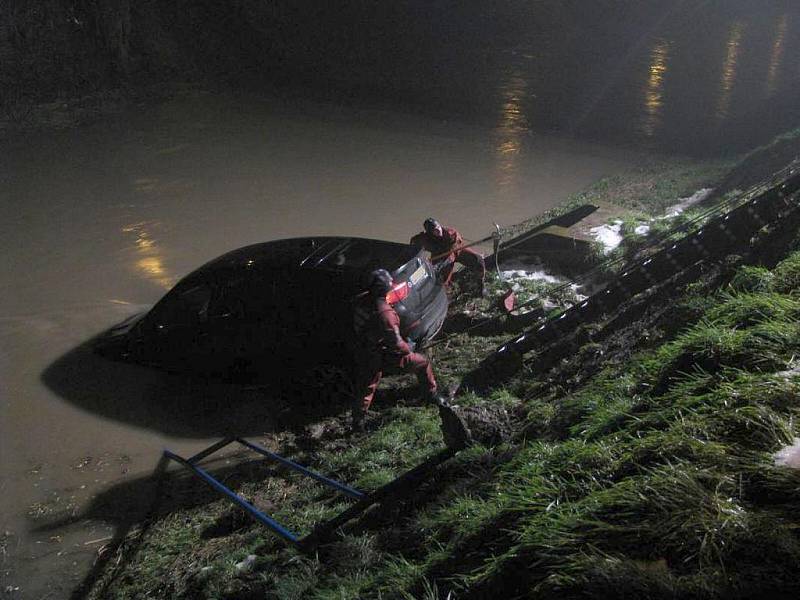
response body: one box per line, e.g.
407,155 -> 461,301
73,457 -> 92,469
84,536 -> 112,546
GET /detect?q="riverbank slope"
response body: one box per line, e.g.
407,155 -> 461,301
74,130 -> 800,599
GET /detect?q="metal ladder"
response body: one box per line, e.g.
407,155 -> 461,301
164,438 -> 454,551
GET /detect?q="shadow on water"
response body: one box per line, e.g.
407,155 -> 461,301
41,336 -> 357,439
40,417 -> 445,599
39,334 -> 436,597
35,452 -> 307,599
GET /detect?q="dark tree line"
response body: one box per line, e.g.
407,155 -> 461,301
2,1 -> 132,92
0,0 -> 761,111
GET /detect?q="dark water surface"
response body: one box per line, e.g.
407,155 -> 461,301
2,1 -> 800,597
265,1 -> 800,155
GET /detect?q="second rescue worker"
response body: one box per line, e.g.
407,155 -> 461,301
410,218 -> 487,296
353,269 -> 471,449
354,269 -> 439,429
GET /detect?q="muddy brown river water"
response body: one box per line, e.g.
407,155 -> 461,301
0,92 -> 638,597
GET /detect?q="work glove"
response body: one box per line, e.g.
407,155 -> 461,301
433,256 -> 455,282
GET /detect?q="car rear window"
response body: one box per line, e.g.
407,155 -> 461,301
316,239 -> 417,271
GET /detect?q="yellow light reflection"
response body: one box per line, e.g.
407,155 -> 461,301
122,221 -> 174,289
137,257 -> 168,280
642,39 -> 670,137
716,21 -> 745,122
766,14 -> 789,97
494,72 -> 529,196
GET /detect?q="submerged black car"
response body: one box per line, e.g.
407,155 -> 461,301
96,237 -> 448,382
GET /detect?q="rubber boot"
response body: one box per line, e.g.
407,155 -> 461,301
350,405 -> 366,434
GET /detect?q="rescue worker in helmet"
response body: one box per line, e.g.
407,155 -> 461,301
354,269 -> 471,449
410,218 -> 487,296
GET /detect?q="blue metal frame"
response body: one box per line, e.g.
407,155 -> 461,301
163,437 -> 365,546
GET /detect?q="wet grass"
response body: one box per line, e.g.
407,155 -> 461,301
507,156 -> 733,241
446,252 -> 800,599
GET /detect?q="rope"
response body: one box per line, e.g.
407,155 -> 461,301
428,228 -> 505,262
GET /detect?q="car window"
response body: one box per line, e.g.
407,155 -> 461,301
317,240 -> 415,271
207,273 -> 251,320
209,268 -> 296,325
152,282 -> 212,328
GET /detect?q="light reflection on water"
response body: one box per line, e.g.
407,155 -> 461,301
481,8 -> 798,152
494,70 -> 529,196
642,38 -> 670,137
716,21 -> 745,123
121,221 -> 174,289
766,14 -> 789,97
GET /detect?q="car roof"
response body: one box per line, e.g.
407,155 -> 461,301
180,237 -> 419,286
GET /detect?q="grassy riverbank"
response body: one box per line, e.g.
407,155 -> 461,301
83,134 -> 800,600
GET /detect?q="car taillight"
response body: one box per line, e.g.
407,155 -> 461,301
385,281 -> 410,304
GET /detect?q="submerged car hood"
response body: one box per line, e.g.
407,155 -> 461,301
106,311 -> 148,337
93,310 -> 148,359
